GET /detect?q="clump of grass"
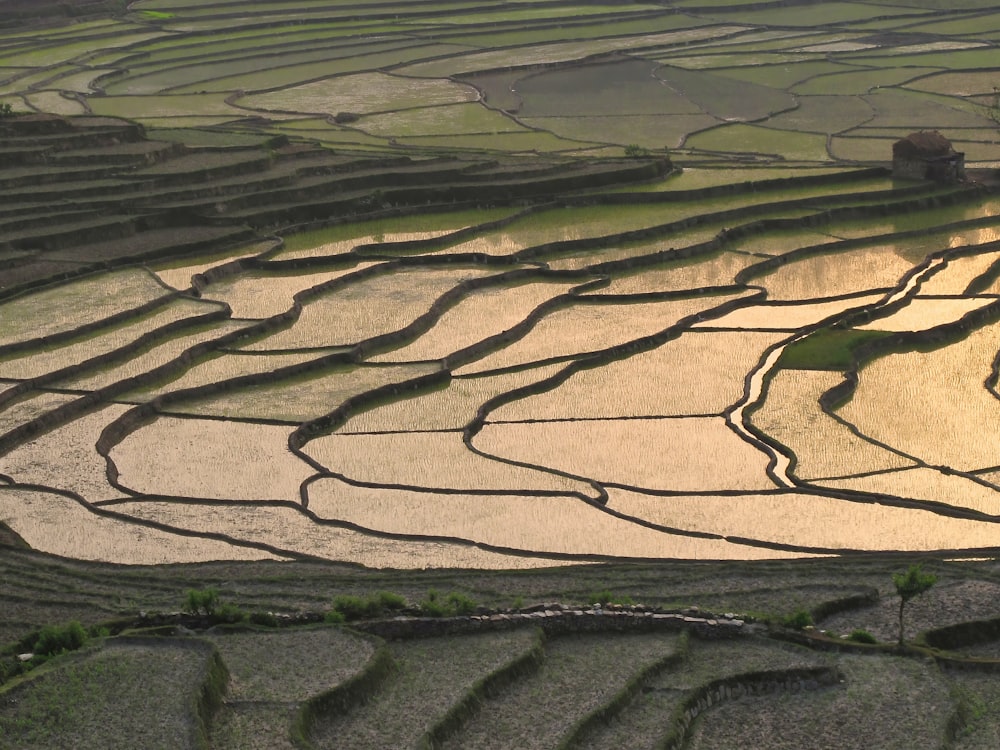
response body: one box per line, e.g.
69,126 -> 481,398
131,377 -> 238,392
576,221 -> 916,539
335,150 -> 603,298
848,629 -> 877,644
420,589 -> 476,617
782,609 -> 814,629
184,588 -> 219,616
33,621 -> 88,657
183,588 -> 245,623
327,591 -> 409,622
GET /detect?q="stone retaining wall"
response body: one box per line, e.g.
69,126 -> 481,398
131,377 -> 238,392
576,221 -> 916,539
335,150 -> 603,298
352,604 -> 746,641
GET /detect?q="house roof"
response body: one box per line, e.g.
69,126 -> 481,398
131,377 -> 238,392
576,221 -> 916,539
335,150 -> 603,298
893,130 -> 956,159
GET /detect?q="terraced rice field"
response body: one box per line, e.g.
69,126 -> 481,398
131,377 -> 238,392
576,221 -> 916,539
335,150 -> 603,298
2,0 -> 1000,575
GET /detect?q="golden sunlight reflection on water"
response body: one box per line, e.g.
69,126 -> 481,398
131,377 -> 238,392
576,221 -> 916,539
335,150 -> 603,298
305,480 -> 803,560
608,488 -> 1000,552
5,183 -> 1000,566
0,488 -> 281,563
475,418 -> 774,493
837,322 -> 1000,471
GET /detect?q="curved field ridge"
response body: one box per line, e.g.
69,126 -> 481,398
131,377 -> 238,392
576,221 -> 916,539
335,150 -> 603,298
2,0 -> 1000,566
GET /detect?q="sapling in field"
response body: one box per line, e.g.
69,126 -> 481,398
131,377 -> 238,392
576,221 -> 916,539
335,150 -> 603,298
893,563 -> 936,647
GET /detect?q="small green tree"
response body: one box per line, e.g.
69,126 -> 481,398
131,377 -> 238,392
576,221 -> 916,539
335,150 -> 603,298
893,563 -> 936,647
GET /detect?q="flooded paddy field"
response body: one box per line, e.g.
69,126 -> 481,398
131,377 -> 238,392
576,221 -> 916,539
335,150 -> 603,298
2,0 -> 1000,570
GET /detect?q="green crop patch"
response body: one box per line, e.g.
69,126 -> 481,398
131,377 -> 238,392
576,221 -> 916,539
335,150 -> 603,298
778,328 -> 893,370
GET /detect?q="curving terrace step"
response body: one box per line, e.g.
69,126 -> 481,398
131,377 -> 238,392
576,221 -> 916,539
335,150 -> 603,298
307,628 -> 544,749
0,114 -> 674,299
46,139 -> 186,168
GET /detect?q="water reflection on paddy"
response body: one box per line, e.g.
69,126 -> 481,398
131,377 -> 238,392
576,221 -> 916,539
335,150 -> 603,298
474,418 -> 774,492
110,499 -> 602,568
1,404 -> 130,502
733,230 -> 839,257
0,488 -> 281,563
337,365 -> 565,433
914,250 -> 1000,296
170,362 -> 440,421
0,269 -> 173,346
818,467 -> 1000,516
855,296 -> 996,332
271,210 -> 510,261
0,391 -> 78,433
752,245 -> 918,299
126,349 -> 324,400
837,322 -> 1000,471
456,294 -> 746,375
305,431 -> 598,497
577,249 -> 755,293
110,418 -> 313,501
607,488 -> 1000,552
697,295 -> 883,330
369,281 -> 578,363
150,241 -> 276,290
60,320 -> 254,393
199,263 -> 377,318
491,330 -> 786,421
0,298 -> 225,380
305,481 -> 801,560
751,369 -> 916,480
241,266 -> 495,351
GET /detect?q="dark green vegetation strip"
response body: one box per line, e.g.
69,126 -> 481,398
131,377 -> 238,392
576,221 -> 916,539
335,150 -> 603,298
778,329 -> 893,370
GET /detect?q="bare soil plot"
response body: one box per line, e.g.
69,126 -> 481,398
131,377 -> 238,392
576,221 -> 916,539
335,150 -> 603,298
206,626 -> 374,701
578,637 -> 830,750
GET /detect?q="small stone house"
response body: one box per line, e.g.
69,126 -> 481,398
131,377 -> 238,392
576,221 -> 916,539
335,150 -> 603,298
892,130 -> 965,182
